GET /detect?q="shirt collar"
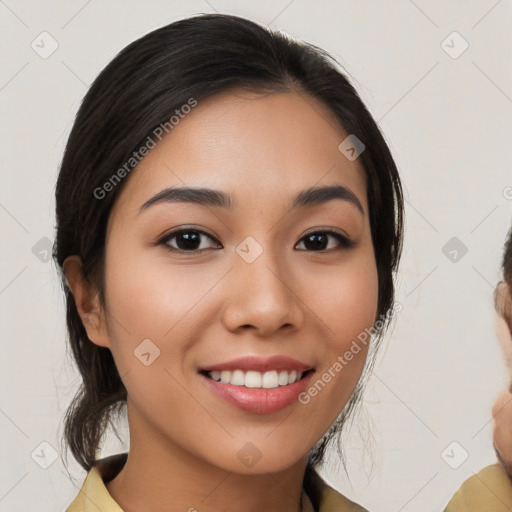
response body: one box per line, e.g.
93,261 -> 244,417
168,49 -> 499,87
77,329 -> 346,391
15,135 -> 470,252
66,452 -> 366,512
66,453 -> 126,512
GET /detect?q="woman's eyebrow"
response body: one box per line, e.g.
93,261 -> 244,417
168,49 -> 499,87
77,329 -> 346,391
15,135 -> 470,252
138,185 -> 364,215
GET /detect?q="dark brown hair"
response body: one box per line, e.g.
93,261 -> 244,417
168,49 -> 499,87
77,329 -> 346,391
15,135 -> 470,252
53,13 -> 404,472
504,228 -> 512,289
497,227 -> 512,332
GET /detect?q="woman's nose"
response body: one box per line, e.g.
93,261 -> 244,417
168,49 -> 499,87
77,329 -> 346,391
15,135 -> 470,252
220,247 -> 304,337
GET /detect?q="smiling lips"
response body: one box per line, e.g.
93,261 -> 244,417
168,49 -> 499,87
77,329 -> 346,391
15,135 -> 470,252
200,355 -> 315,414
208,369 -> 304,388
201,355 -> 313,388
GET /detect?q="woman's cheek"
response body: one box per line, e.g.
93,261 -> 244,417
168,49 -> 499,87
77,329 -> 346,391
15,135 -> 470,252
324,260 -> 378,344
106,251 -> 201,336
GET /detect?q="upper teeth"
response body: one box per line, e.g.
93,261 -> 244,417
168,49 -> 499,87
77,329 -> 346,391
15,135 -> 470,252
208,370 -> 303,388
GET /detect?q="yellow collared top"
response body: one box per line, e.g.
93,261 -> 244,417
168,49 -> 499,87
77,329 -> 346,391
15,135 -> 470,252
444,463 -> 512,511
66,452 -> 368,512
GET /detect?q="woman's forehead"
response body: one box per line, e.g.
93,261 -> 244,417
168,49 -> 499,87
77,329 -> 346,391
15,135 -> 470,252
111,89 -> 368,217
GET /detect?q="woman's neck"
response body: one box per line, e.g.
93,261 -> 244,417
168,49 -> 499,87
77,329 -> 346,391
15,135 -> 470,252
106,448 -> 309,512
105,410 -> 310,512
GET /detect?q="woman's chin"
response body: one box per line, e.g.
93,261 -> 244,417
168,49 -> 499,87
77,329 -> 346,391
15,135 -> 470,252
212,454 -> 308,476
196,440 -> 313,476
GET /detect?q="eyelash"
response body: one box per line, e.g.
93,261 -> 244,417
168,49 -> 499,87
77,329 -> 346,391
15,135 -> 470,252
157,227 -> 356,254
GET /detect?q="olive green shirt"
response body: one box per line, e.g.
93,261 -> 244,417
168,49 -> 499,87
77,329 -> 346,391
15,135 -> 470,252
66,452 -> 368,511
444,463 -> 512,511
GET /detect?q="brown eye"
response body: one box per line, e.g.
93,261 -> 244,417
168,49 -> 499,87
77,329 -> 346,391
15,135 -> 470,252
295,230 -> 355,252
160,228 -> 222,252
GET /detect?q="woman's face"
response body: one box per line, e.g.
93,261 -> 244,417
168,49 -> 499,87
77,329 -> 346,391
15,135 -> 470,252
90,89 -> 378,473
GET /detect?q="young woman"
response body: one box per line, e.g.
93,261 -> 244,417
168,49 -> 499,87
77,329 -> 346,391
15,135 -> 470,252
54,13 -> 404,512
444,227 -> 512,511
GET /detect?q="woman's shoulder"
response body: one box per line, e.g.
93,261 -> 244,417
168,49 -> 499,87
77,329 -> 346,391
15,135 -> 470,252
443,463 -> 512,511
317,484 -> 369,511
65,453 -> 127,512
304,465 -> 369,512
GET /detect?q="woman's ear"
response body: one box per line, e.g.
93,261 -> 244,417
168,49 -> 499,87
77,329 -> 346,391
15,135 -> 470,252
62,255 -> 111,348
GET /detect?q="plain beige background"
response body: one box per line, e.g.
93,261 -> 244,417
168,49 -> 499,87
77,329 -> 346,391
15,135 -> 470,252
0,1 -> 511,511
